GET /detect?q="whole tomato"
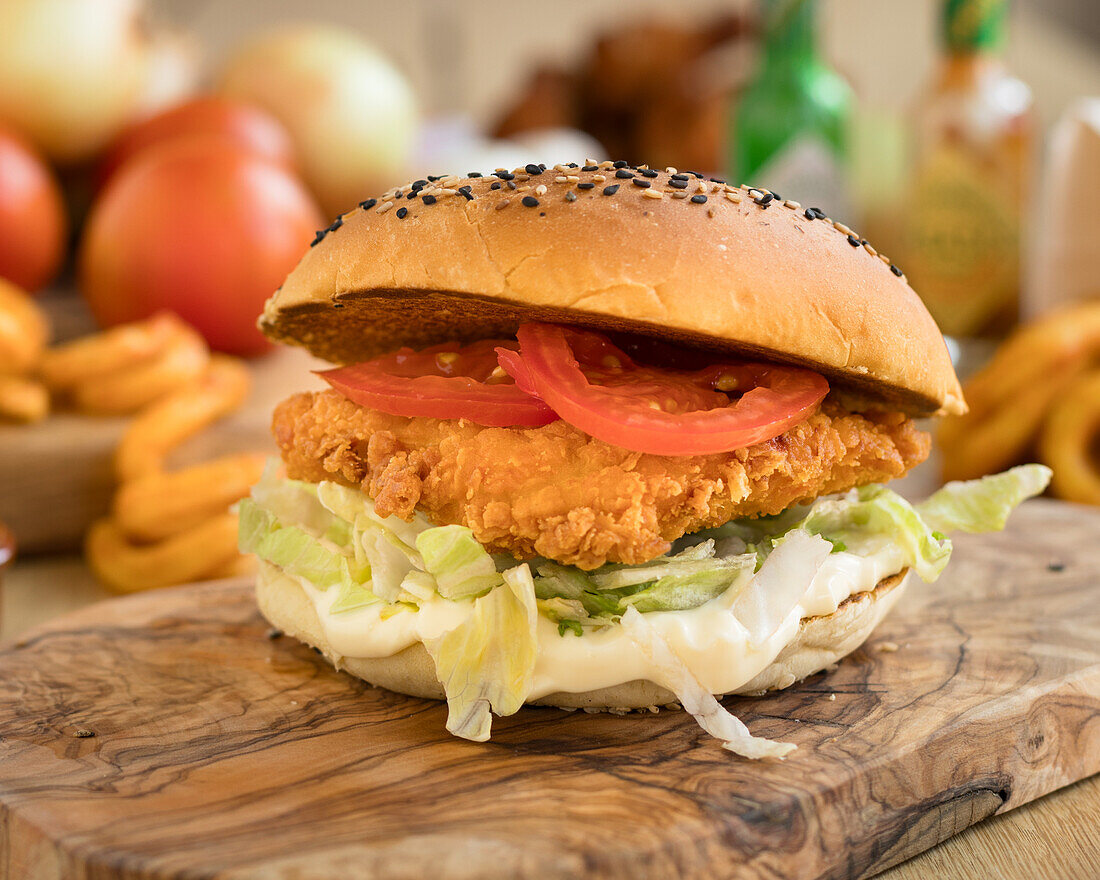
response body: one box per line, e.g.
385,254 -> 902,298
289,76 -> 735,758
97,95 -> 296,187
79,136 -> 323,355
0,129 -> 67,291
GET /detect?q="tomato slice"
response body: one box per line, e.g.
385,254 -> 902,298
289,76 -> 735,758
499,324 -> 830,456
318,339 -> 559,427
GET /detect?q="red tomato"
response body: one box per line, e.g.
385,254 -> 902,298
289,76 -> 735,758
0,129 -> 67,291
79,137 -> 322,355
500,324 -> 830,456
98,96 -> 295,187
319,339 -> 558,427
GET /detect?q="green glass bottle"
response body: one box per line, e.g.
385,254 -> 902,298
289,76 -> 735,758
729,0 -> 853,219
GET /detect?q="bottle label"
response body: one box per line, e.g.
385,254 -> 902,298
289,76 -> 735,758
750,135 -> 853,223
902,147 -> 1020,336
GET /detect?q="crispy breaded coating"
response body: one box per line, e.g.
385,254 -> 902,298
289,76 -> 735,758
274,391 -> 930,569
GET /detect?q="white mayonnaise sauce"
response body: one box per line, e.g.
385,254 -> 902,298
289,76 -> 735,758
294,543 -> 907,699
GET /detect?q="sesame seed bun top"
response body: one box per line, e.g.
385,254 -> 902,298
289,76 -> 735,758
260,161 -> 966,417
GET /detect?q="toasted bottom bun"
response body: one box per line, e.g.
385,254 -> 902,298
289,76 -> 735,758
256,562 -> 908,710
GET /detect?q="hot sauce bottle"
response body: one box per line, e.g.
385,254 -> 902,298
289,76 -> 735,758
899,0 -> 1033,338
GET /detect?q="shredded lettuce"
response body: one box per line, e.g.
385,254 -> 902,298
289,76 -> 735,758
238,498 -> 375,601
915,464 -> 1052,535
621,607 -> 797,759
425,564 -> 538,741
417,525 -> 503,600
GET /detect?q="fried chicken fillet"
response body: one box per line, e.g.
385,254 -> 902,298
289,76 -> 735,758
275,390 -> 929,570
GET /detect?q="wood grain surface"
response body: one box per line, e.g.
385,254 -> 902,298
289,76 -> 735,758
0,499 -> 1097,880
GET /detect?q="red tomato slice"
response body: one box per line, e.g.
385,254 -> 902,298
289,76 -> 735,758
500,324 -> 830,456
317,339 -> 559,427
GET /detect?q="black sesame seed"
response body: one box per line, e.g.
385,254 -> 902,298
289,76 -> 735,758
709,176 -> 726,184
769,191 -> 781,201
496,171 -> 514,180
847,234 -> 861,247
566,162 -> 579,168
539,163 -> 546,170
804,208 -> 817,220
577,182 -> 595,190
313,646 -> 323,655
615,168 -> 635,179
522,195 -> 539,207
632,178 -> 651,188
525,163 -> 543,175
359,198 -> 377,210
565,190 -> 577,202
406,190 -> 418,199
755,192 -> 774,206
603,184 -> 620,195
458,186 -> 474,200
669,179 -> 688,189
507,180 -> 517,190
310,230 -> 325,247
266,627 -> 284,639
490,181 -> 501,190
671,173 -> 689,180
468,172 -> 482,178
691,194 -> 708,204
422,194 -> 437,205
861,239 -> 870,247
613,160 -> 629,168
642,169 -> 659,178
393,190 -> 402,199
539,211 -> 546,216
810,207 -> 827,219
332,302 -> 344,309
412,179 -> 428,188
327,217 -> 343,232
890,264 -> 904,277
428,175 -> 443,182
1048,560 -> 1066,572
396,206 -> 408,219
582,164 -> 598,171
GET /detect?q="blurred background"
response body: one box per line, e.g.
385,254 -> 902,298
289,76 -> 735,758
1,0 -> 1099,627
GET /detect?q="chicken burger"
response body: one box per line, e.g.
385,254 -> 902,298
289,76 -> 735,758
240,161 -> 1048,757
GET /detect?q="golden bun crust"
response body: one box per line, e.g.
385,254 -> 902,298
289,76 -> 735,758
261,163 -> 964,416
255,561 -> 909,710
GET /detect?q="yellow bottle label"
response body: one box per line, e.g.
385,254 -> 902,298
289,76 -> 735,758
902,147 -> 1020,336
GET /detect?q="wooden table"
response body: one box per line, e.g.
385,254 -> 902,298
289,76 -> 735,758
2,556 -> 1097,879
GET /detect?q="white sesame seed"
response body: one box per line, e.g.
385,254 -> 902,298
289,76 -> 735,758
439,188 -> 457,196
834,222 -> 853,236
566,175 -> 580,183
784,200 -> 801,209
376,200 -> 394,213
593,174 -> 606,182
665,167 -> 678,174
584,158 -> 597,167
599,160 -> 614,168
878,253 -> 891,264
865,244 -> 878,257
642,189 -> 663,199
535,184 -> 547,196
517,185 -> 531,192
711,182 -> 722,192
697,180 -> 708,193
725,192 -> 742,203
748,189 -> 763,200
671,191 -> 688,199
516,174 -> 530,182
554,176 -> 568,183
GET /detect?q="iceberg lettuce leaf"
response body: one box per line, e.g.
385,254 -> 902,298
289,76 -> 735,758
915,464 -> 1051,535
425,564 -> 538,741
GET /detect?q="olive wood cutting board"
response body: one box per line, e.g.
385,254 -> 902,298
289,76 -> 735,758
0,499 -> 1098,880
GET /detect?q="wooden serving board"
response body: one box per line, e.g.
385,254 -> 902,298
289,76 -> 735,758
1,500 -> 1098,880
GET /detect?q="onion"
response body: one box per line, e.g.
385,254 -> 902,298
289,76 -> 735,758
0,0 -> 151,164
218,24 -> 418,216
